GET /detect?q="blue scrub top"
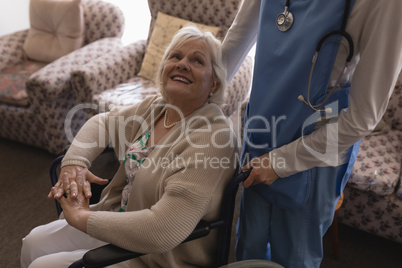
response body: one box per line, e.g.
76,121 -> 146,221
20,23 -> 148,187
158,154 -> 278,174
242,0 -> 358,208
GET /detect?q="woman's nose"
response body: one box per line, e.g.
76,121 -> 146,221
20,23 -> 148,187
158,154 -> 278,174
176,59 -> 190,71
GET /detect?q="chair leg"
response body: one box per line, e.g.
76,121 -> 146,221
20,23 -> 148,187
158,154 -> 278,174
329,194 -> 343,259
329,210 -> 340,259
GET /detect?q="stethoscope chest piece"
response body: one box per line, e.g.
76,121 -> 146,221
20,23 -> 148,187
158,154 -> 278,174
276,9 -> 294,32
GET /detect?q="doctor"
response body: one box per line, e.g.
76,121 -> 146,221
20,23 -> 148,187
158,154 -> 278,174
223,0 -> 402,267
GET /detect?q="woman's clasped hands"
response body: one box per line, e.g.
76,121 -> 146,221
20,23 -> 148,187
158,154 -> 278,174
47,165 -> 109,233
48,165 -> 109,200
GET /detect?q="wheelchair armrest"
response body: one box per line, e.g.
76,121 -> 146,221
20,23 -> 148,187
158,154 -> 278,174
83,244 -> 144,268
82,220 -> 211,267
182,219 -> 211,242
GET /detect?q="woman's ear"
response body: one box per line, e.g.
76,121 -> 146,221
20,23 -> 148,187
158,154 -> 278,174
211,79 -> 219,92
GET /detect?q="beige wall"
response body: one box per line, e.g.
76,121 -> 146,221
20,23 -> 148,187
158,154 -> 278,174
107,0 -> 150,45
0,0 -> 30,36
0,0 -> 150,45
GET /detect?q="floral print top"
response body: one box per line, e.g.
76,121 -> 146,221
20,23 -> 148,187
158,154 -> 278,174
119,131 -> 154,212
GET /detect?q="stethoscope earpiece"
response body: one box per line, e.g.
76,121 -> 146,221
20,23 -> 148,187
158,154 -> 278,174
297,94 -> 333,113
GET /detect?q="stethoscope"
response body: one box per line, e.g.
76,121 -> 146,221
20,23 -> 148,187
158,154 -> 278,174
276,0 -> 354,113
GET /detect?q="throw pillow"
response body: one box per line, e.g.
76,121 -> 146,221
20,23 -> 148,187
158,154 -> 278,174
0,61 -> 46,106
138,12 -> 220,81
23,0 -> 84,63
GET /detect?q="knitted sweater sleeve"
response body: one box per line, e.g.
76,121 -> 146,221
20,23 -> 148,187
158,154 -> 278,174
86,114 -> 238,254
61,112 -> 110,169
61,96 -> 159,168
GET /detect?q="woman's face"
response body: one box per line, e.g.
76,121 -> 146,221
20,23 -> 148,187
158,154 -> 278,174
161,39 -> 218,110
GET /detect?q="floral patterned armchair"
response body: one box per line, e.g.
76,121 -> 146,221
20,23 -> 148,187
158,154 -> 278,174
70,0 -> 253,121
338,71 -> 402,243
0,0 -> 125,154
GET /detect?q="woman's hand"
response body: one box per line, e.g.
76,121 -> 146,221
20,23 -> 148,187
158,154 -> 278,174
242,153 -> 279,188
59,190 -> 92,233
48,165 -> 109,200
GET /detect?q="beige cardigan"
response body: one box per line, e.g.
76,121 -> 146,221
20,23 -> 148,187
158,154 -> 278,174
62,96 -> 238,267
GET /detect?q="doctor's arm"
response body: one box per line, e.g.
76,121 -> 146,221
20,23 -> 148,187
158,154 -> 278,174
242,0 -> 402,186
222,0 -> 261,82
270,0 -> 402,179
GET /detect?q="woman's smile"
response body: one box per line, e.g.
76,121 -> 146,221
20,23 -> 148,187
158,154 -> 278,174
161,39 -> 218,111
171,75 -> 192,84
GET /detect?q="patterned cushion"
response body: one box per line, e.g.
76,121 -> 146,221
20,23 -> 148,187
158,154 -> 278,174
348,130 -> 402,196
338,186 -> 402,243
397,180 -> 402,200
0,61 -> 46,106
71,40 -> 147,104
93,56 -> 253,117
138,12 -> 219,81
0,30 -> 28,72
93,76 -> 158,113
82,0 -> 125,45
383,83 -> 402,131
147,0 -> 241,41
221,56 -> 253,117
23,0 -> 85,63
27,37 -> 123,103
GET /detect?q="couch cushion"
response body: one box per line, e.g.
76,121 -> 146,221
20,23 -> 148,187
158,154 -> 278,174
147,0 -> 241,41
80,0 -> 125,45
92,77 -> 158,113
23,0 -> 84,63
397,179 -> 402,200
348,130 -> 402,196
338,186 -> 402,243
0,61 -> 46,106
137,12 -> 219,81
27,37 -> 123,103
383,83 -> 402,131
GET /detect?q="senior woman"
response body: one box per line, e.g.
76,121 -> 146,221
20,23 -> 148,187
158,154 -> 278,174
21,25 -> 238,268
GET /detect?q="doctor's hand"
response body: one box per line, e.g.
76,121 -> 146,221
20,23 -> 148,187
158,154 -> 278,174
242,153 -> 279,188
48,165 -> 109,200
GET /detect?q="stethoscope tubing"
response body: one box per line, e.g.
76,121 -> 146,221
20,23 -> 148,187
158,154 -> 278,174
285,0 -> 355,112
316,30 -> 354,63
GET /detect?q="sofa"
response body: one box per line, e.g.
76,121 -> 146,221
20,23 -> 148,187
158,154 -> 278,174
338,71 -> 402,243
0,0 -> 252,155
0,0 -> 125,154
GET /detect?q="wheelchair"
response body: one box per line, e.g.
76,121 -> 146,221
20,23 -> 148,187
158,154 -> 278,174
50,149 -> 283,268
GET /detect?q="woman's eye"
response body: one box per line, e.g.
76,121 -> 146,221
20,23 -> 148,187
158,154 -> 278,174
170,54 -> 180,60
195,59 -> 203,65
